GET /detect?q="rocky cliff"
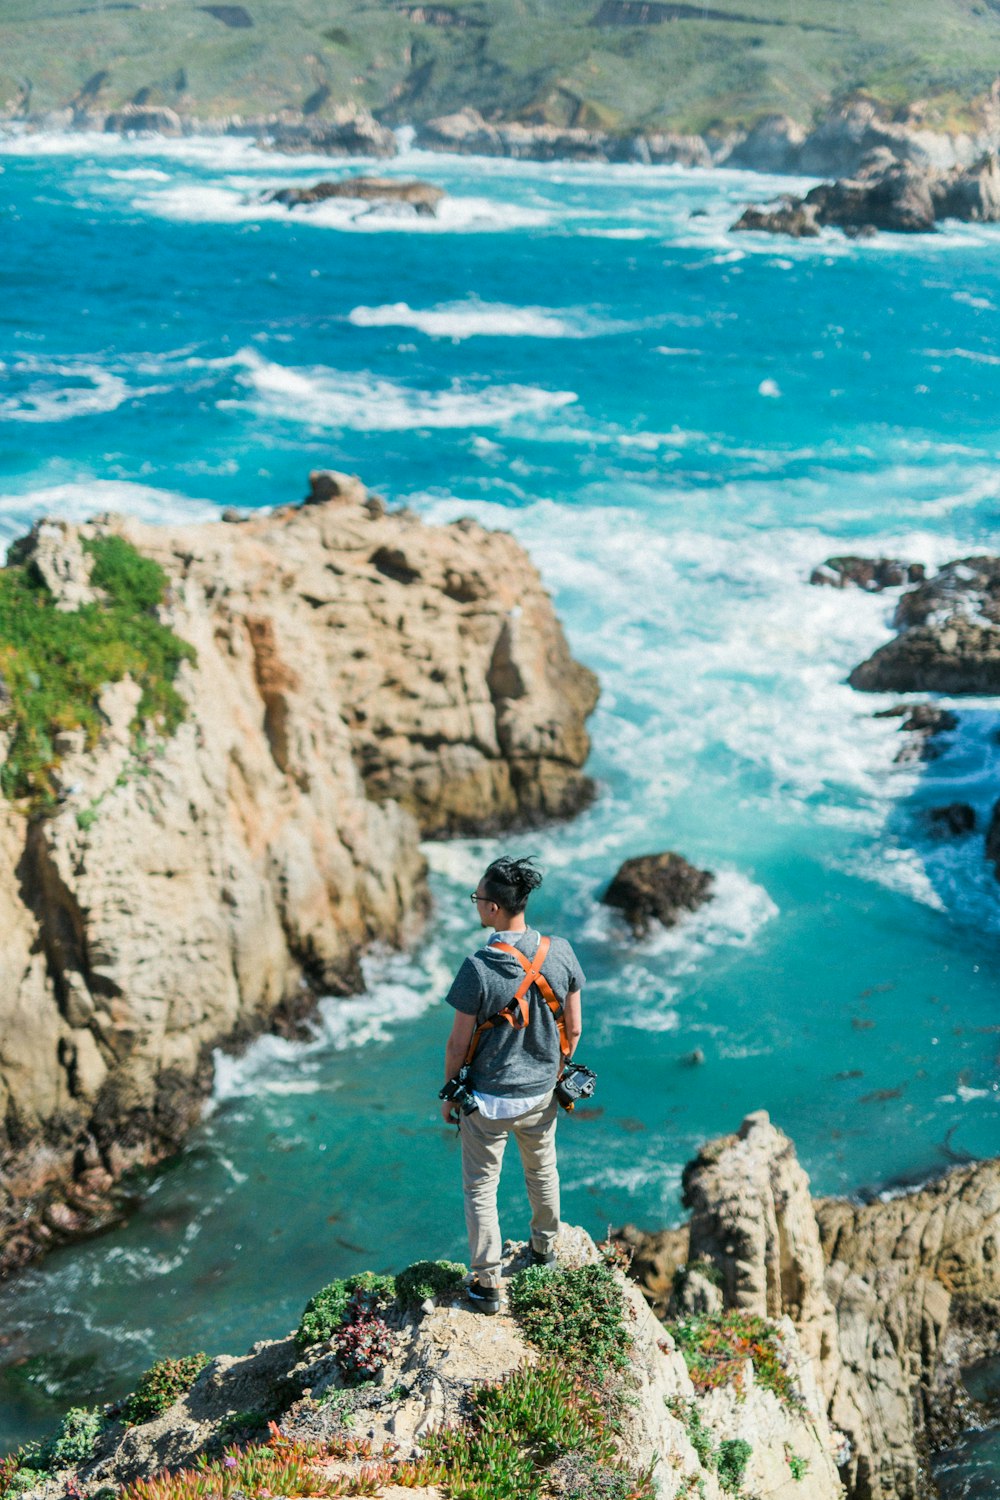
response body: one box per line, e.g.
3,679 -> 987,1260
4,1228 -> 845,1500
618,1113 -> 1000,1500
0,473 -> 598,1277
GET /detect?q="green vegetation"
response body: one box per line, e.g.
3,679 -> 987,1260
0,532 -> 194,807
119,1354 -> 212,1426
2,0 -> 999,137
667,1310 -> 800,1407
296,1273 -> 396,1349
666,1400 -> 754,1496
508,1262 -> 633,1379
716,1439 -> 753,1494
394,1258 -> 466,1308
0,1406 -> 107,1496
785,1446 -> 810,1482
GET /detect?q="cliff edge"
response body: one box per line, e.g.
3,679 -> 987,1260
0,473 -> 598,1276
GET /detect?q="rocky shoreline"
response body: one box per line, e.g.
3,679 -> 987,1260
6,96 -> 1000,185
0,472 -> 598,1278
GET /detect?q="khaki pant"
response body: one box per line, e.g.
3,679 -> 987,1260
459,1093 -> 560,1289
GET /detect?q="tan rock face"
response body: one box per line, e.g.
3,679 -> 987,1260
622,1114 -> 1000,1500
0,481 -> 598,1274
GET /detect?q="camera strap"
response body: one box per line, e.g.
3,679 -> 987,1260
463,936 -> 571,1067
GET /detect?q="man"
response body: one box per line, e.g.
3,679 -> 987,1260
441,854 -> 584,1314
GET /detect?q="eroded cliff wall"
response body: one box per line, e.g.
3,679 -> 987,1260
0,473 -> 598,1275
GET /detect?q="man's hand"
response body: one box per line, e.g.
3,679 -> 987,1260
441,1099 -> 460,1125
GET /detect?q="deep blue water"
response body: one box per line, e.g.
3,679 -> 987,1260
1,130 -> 999,1470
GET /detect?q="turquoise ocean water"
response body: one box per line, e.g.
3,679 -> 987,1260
1,130 -> 999,1485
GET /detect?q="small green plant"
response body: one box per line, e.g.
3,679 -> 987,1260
508,1262 -> 633,1379
217,1409 -> 269,1438
395,1258 -> 466,1308
667,1396 -> 717,1471
296,1272 -> 396,1348
42,1405 -> 106,1468
785,1446 -> 810,1482
667,1311 -> 799,1408
672,1257 -> 725,1300
551,1450 -> 657,1500
0,532 -> 195,805
121,1354 -> 211,1425
716,1438 -> 753,1494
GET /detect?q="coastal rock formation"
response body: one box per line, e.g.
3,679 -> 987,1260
810,557 -> 925,591
16,1228 -> 844,1500
264,177 -> 444,215
602,851 -> 714,936
848,556 -> 1000,694
734,153 -> 1000,238
257,110 -> 397,157
871,703 -> 959,765
0,476 -> 598,1275
619,1113 -> 1000,1500
414,106 -> 640,162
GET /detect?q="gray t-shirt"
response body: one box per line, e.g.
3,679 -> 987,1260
444,928 -> 586,1099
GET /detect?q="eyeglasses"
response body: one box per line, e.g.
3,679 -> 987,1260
470,892 -> 491,904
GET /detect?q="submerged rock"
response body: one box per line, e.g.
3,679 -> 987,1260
264,176 -> 445,215
927,802 -> 976,837
602,851 -> 714,936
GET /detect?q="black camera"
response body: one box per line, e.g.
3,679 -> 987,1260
555,1061 -> 597,1109
440,1065 -> 479,1115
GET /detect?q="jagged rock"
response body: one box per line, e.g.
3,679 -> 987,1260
733,197 -> 820,237
985,799 -> 1000,875
725,114 -> 809,174
415,107 -> 636,163
805,158 -> 937,233
871,702 -> 959,764
103,105 -> 183,135
810,557 -> 924,591
837,556 -> 1000,694
7,518 -> 98,611
927,802 -> 976,837
261,110 -> 397,157
0,478 -> 598,1274
735,151 -> 1000,239
264,177 -> 445,215
41,1228 -> 843,1500
602,851 -> 714,936
638,131 -> 712,167
622,1113 -> 1000,1500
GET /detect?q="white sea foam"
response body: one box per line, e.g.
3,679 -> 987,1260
0,361 -> 129,422
0,480 -> 216,552
131,180 -> 552,234
223,346 -> 576,431
347,299 -> 623,340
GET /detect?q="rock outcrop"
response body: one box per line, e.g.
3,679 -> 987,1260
618,1113 -> 1000,1500
848,556 -> 1000,695
602,851 -> 714,936
0,474 -> 598,1276
264,177 -> 444,215
734,153 -> 1000,238
12,1228 -> 844,1500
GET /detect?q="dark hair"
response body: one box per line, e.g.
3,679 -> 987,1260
480,855 -> 543,915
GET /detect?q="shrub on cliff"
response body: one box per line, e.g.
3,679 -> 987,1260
0,1406 -> 107,1496
668,1310 -> 799,1408
508,1262 -> 634,1379
116,1354 -> 211,1425
0,533 -> 195,805
394,1258 -> 466,1309
296,1272 -> 395,1348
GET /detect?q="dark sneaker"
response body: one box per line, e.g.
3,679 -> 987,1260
527,1244 -> 557,1267
466,1278 -> 501,1314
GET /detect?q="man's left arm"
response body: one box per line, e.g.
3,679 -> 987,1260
564,989 -> 582,1057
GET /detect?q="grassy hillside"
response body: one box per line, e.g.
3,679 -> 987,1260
2,0 -> 1000,135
